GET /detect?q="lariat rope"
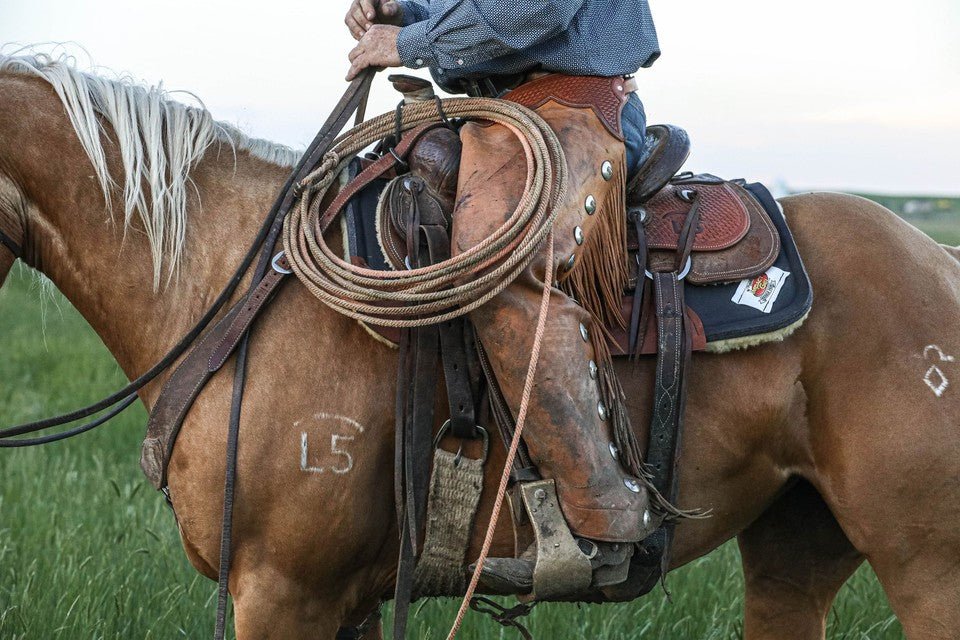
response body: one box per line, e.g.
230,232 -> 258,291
283,97 -> 566,326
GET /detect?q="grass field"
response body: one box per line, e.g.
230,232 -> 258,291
4,196 -> 957,639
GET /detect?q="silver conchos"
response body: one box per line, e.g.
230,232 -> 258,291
600,161 -> 614,181
574,226 -> 585,245
608,442 -> 619,459
564,254 -> 576,271
579,322 -> 589,342
623,478 -> 642,493
584,195 -> 597,215
642,510 -> 652,527
588,360 -> 598,380
597,401 -> 608,421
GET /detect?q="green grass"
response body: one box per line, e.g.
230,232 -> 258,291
7,189 -> 955,639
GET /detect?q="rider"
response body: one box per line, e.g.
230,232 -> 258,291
343,0 -> 662,596
344,0 -> 658,179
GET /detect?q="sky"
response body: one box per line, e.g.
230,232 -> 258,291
2,0 -> 958,195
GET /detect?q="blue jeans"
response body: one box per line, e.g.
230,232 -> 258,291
622,92 -> 649,178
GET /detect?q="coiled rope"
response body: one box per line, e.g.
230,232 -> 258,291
282,97 -> 567,326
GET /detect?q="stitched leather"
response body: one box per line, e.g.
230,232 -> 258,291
643,182 -> 749,252
633,179 -> 780,285
504,74 -> 629,141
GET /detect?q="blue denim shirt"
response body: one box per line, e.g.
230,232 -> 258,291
396,0 -> 660,93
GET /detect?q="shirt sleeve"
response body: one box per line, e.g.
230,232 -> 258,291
397,0 -> 586,70
396,0 -> 430,26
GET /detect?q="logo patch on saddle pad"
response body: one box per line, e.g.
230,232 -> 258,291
731,267 -> 790,313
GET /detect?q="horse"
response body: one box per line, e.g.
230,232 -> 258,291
1,54 -> 959,640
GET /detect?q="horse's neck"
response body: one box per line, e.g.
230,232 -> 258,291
0,75 -> 292,394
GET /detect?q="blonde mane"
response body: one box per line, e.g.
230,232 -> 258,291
0,52 -> 301,288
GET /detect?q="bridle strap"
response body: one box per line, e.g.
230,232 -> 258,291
0,227 -> 22,259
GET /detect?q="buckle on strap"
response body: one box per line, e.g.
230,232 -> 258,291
271,252 -> 292,275
434,421 -> 488,466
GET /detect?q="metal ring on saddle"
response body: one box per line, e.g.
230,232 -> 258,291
434,420 -> 489,466
645,256 -> 692,281
271,251 -> 292,274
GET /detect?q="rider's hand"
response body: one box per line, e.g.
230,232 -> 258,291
344,0 -> 403,40
346,25 -> 402,80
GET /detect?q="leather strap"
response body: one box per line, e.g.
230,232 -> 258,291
628,209 -> 649,357
214,70 -> 378,640
208,256 -> 291,371
476,340 -> 536,481
318,122 -> 444,235
393,187 -> 444,640
392,176 -> 483,639
0,227 -> 22,259
628,200 -> 700,594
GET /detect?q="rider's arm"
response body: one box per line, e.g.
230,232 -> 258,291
395,0 -> 586,71
395,0 -> 429,26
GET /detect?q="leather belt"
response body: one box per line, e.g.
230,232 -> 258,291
459,72 -> 638,99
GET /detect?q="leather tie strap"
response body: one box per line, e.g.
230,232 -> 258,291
631,198 -> 700,591
628,208 -> 649,357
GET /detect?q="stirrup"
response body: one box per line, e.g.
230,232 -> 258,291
512,479 -> 593,600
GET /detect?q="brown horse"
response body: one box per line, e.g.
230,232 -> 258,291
2,56 -> 959,640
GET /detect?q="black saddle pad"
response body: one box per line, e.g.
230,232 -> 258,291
343,157 -> 391,270
681,182 -> 813,346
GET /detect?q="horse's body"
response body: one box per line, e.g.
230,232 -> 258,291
2,61 -> 959,639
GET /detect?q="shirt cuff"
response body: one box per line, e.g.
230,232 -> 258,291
396,21 -> 435,69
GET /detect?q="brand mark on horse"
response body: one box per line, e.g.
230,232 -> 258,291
922,344 -> 955,398
296,412 -> 366,474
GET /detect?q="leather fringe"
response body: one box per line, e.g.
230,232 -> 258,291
591,305 -> 708,524
589,327 -> 647,482
558,152 -> 629,332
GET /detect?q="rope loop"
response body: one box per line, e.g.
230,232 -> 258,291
282,97 -> 567,328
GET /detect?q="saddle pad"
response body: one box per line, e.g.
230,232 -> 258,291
343,157 -> 390,270
612,182 -> 812,354
644,181 -> 750,251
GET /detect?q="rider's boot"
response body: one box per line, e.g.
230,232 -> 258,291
451,99 -> 662,598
